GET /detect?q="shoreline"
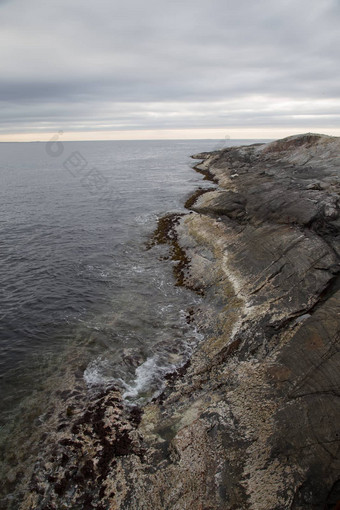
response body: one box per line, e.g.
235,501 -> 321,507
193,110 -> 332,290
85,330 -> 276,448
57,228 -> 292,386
12,133 -> 340,509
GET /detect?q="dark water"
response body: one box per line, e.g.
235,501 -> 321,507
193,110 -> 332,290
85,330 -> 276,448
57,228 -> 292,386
0,139 -> 265,502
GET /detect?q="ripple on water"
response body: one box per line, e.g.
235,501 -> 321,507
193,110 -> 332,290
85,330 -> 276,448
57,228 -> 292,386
0,138 -> 236,507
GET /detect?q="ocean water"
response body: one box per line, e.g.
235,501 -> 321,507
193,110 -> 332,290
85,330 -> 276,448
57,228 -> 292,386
0,138 -> 264,504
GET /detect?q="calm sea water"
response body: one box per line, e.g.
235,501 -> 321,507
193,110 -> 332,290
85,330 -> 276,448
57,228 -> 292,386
0,139 -> 265,504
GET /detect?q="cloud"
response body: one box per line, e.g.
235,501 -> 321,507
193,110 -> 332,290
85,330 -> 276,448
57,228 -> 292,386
0,0 -> 339,138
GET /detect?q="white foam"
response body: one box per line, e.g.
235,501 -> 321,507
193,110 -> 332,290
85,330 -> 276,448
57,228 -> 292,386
122,327 -> 204,402
121,355 -> 173,400
131,265 -> 145,273
159,304 -> 174,313
85,264 -> 111,280
134,213 -> 157,225
83,321 -> 205,404
83,357 -> 115,388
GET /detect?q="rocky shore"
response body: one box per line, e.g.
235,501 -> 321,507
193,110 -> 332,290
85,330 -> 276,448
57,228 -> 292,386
16,133 -> 340,509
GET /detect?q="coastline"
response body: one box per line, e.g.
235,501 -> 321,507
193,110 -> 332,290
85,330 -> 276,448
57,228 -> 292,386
14,134 -> 340,509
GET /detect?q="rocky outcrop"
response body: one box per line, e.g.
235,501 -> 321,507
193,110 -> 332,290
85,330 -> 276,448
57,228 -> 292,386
17,134 -> 340,510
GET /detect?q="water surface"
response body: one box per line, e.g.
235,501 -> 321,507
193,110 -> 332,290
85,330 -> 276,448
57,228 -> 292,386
0,138 -> 265,505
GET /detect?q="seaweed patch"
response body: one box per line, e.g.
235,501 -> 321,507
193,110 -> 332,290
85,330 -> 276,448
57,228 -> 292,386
192,164 -> 218,183
147,214 -> 204,295
184,187 -> 212,210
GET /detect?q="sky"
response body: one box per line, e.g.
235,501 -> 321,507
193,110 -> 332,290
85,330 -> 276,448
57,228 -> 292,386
1,0 -> 340,141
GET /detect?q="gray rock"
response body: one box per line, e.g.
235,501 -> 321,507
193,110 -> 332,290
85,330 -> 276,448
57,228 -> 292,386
16,133 -> 340,510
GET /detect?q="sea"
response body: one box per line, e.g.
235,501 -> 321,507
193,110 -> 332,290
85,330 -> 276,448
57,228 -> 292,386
0,138 -> 265,505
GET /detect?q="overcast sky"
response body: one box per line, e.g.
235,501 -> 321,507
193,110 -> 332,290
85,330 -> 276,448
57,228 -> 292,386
1,0 -> 340,140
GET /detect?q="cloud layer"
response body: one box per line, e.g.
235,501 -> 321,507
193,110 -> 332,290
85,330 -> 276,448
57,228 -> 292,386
1,0 -> 339,138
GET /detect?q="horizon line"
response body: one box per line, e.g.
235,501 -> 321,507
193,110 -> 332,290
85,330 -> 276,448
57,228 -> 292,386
0,127 -> 339,143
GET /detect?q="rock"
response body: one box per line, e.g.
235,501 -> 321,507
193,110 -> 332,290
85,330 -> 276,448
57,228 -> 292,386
192,190 -> 247,220
16,133 -> 340,510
